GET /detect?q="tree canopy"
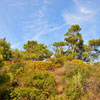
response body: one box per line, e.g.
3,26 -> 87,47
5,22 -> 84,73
23,40 -> 53,61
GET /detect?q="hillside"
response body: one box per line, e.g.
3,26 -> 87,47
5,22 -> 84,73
1,58 -> 100,100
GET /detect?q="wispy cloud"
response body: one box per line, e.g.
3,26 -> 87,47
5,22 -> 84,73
8,2 -> 26,7
43,0 -> 54,4
62,13 -> 90,25
63,0 -> 98,25
1,0 -> 58,49
80,7 -> 96,15
3,0 -> 27,7
11,41 -> 25,48
11,23 -> 66,48
62,0 -> 99,40
74,0 -> 98,15
21,0 -> 56,42
4,0 -> 42,7
33,23 -> 67,40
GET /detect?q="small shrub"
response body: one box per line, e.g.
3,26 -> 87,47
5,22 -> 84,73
0,73 -> 10,85
0,73 -> 10,100
64,62 -> 79,78
47,57 -> 67,68
0,54 -> 4,68
33,61 -> 53,70
25,71 -> 57,98
9,62 -> 25,73
72,59 -> 83,64
10,87 -> 41,100
65,70 -> 84,100
49,96 -> 66,100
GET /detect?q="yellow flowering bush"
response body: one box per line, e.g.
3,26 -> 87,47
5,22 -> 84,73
72,59 -> 83,64
47,56 -> 68,68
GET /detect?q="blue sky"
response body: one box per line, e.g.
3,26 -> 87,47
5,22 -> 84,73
0,0 -> 100,50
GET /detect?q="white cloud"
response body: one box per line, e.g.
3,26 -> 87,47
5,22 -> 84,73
62,13 -> 90,25
73,0 -> 98,15
80,8 -> 96,14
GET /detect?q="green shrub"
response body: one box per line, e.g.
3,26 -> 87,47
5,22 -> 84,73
47,57 -> 67,68
9,62 -> 25,73
0,73 -> 10,100
65,70 -> 84,100
0,73 -> 10,85
25,71 -> 57,98
49,96 -> 66,100
10,87 -> 41,100
47,57 -> 63,65
0,54 -> 4,68
64,62 -> 79,78
0,89 -> 11,100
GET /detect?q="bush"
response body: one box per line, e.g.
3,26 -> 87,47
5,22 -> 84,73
47,57 -> 67,68
72,59 -> 83,64
33,61 -> 53,70
49,96 -> 66,100
10,87 -> 40,100
0,54 -> 4,68
80,75 -> 100,100
25,71 -> 57,98
0,73 -> 10,85
9,62 -> 25,73
65,70 -> 84,100
0,73 -> 10,100
64,62 -> 79,78
66,53 -> 77,61
0,89 -> 11,100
